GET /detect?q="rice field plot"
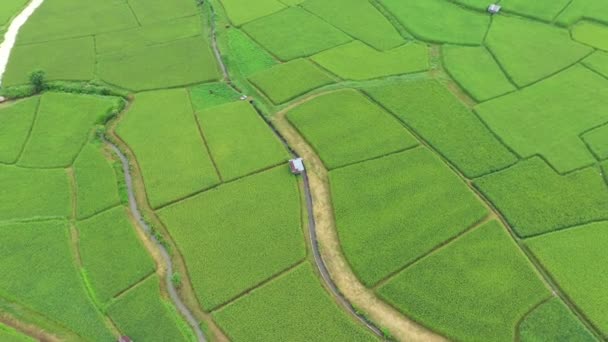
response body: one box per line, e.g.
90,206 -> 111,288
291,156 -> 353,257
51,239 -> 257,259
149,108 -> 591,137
476,65 -> 608,173
248,59 -> 334,104
442,45 -> 515,101
73,142 -> 121,219
0,165 -> 70,221
18,92 -> 120,168
286,89 -> 418,169
572,21 -> 608,51
219,0 -> 285,26
77,206 -> 156,305
213,262 -> 377,342
301,0 -> 404,51
475,158 -> 608,237
311,41 -> 428,81
0,97 -> 39,164
157,167 -> 304,311
189,82 -> 240,111
98,36 -> 220,91
365,79 -> 517,178
0,0 -> 28,31
583,124 -> 608,160
0,323 -> 34,342
377,220 -> 549,342
127,0 -> 198,25
0,220 -> 114,341
116,89 -> 220,209
15,0 -> 138,44
242,7 -> 351,61
330,147 -> 488,286
95,16 -> 203,54
223,28 -> 278,77
2,37 -> 95,87
499,0 -> 572,21
556,0 -> 608,26
107,275 -> 191,342
518,298 -> 596,342
196,101 -> 289,180
583,51 -> 608,77
526,221 -> 608,335
485,15 -> 592,87
378,0 -> 489,45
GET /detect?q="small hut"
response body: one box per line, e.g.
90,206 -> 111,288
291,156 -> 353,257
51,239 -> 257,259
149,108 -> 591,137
289,158 -> 305,175
118,336 -> 132,342
487,4 -> 501,14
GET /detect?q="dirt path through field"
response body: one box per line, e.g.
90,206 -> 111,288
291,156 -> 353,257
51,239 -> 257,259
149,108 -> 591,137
0,0 -> 45,86
272,94 -> 446,342
205,2 -> 402,339
105,138 -> 207,342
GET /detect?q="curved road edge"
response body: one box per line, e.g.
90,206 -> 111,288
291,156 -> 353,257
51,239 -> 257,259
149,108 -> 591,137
205,0 -> 389,338
272,96 -> 448,342
104,137 -> 207,342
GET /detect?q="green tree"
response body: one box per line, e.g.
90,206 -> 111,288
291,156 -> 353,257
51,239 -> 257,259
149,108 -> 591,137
29,70 -> 46,93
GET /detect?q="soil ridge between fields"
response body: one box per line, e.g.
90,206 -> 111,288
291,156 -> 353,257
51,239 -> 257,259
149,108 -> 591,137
105,137 -> 208,342
206,1 -> 387,339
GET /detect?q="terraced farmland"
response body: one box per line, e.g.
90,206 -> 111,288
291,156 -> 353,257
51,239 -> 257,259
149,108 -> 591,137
0,0 -> 607,341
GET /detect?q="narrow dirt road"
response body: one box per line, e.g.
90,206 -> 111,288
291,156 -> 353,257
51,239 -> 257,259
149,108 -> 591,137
105,138 -> 207,342
206,1 -> 390,339
273,96 -> 447,342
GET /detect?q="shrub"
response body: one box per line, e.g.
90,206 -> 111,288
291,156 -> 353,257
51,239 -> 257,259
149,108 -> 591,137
29,70 -> 46,93
171,273 -> 182,289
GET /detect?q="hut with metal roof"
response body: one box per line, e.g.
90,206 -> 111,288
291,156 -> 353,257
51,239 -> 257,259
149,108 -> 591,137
289,158 -> 305,175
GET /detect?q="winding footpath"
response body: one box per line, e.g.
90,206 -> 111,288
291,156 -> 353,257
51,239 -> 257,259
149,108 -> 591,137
105,139 -> 207,342
207,1 -> 385,339
273,99 -> 446,342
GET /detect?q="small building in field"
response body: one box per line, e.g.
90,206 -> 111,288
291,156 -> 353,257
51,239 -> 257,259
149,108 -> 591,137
289,158 -> 305,175
488,4 -> 501,14
118,337 -> 132,342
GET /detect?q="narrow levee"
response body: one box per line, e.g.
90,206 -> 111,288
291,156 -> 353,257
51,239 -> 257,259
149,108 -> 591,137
272,98 -> 447,342
104,138 -> 207,342
206,1 -> 385,339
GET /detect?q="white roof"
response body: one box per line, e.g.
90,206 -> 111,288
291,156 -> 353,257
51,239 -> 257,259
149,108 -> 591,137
290,158 -> 305,172
488,4 -> 501,13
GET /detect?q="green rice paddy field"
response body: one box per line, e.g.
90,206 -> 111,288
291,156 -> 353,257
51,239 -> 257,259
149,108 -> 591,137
0,0 -> 607,341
